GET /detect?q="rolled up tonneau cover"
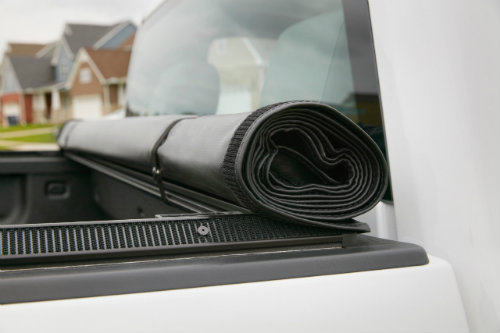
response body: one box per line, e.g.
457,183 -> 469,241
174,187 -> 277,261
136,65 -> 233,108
59,101 -> 388,231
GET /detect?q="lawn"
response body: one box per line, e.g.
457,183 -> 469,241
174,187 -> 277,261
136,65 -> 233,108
0,123 -> 57,133
3,133 -> 57,143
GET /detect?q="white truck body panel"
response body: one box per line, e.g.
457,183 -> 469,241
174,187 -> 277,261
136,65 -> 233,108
0,256 -> 467,333
369,0 -> 500,332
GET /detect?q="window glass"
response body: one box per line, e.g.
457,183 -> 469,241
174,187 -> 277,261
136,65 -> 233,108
127,0 -> 391,199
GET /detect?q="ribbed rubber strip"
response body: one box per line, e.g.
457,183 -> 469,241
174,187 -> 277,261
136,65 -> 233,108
0,213 -> 346,265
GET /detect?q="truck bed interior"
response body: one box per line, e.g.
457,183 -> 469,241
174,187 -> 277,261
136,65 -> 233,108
0,150 -> 428,304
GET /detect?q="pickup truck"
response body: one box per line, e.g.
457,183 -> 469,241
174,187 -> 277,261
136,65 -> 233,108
0,0 -> 498,332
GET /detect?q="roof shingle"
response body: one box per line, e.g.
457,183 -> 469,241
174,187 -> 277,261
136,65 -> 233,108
9,55 -> 53,89
6,43 -> 46,56
85,48 -> 131,79
64,23 -> 119,55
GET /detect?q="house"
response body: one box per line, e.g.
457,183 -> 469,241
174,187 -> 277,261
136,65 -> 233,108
0,44 -> 53,126
0,21 -> 136,126
119,35 -> 135,51
67,48 -> 130,119
34,21 -> 136,123
0,43 -> 45,126
0,42 -> 47,83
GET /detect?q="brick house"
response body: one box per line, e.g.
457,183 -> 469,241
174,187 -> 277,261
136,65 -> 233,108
0,22 -> 136,126
67,48 -> 130,119
0,43 -> 47,125
0,48 -> 53,126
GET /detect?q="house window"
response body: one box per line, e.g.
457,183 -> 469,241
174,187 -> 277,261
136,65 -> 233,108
79,68 -> 92,84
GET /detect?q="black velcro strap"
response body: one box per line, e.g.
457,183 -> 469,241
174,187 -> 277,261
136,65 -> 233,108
150,118 -> 186,202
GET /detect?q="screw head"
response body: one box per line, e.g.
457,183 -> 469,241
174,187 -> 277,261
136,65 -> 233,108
197,226 -> 210,236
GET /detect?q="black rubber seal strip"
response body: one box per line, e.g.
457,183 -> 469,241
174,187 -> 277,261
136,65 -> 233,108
0,213 -> 345,265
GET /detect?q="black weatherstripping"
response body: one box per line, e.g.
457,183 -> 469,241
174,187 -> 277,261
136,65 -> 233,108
0,213 -> 345,264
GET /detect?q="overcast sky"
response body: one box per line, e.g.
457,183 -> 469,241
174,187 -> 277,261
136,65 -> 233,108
0,0 -> 164,55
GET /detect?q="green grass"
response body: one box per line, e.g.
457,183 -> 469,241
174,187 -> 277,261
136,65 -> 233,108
0,123 -> 57,133
3,133 -> 57,143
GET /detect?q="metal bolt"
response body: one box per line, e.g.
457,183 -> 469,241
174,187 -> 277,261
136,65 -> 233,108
197,226 -> 210,236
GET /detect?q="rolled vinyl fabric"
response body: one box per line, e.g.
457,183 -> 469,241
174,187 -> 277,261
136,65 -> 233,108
157,101 -> 388,231
58,115 -> 190,172
59,101 -> 388,232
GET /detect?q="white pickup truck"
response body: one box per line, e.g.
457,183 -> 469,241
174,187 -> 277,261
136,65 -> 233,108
0,0 -> 498,332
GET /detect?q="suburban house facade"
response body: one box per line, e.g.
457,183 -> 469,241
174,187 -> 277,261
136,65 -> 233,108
68,48 -> 131,119
0,21 -> 136,126
0,43 -> 47,93
0,43 -> 47,126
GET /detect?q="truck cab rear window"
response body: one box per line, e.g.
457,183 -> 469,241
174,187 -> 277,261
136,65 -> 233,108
127,0 -> 390,199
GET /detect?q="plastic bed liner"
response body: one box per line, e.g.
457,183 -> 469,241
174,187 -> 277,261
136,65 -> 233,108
58,101 -> 388,232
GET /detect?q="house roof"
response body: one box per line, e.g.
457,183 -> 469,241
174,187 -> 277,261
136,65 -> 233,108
85,48 -> 131,79
36,42 -> 57,59
8,55 -> 53,90
64,23 -> 120,55
6,43 -> 46,56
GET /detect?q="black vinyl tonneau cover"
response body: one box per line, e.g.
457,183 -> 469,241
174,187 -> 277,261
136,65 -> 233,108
59,101 -> 388,232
